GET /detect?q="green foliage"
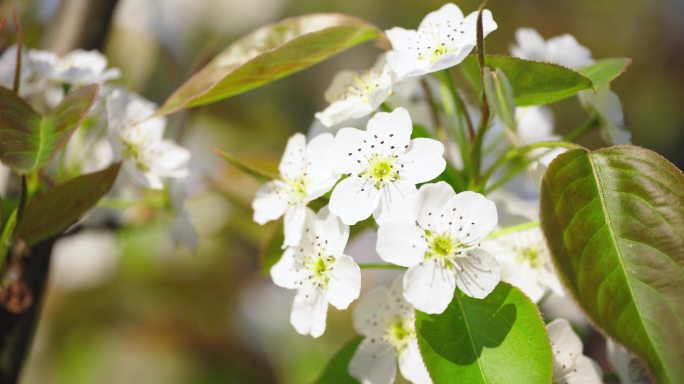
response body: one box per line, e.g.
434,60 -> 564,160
158,14 -> 380,115
17,163 -> 121,246
0,84 -> 99,174
211,147 -> 277,181
485,55 -> 593,106
313,337 -> 362,384
578,58 -> 631,88
483,68 -> 516,130
415,282 -> 552,383
540,146 -> 684,383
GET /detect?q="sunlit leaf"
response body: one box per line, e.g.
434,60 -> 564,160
416,282 -> 552,383
578,58 -> 631,88
17,163 -> 120,246
314,337 -> 362,384
541,145 -> 684,383
158,14 -> 380,115
0,84 -> 99,174
485,55 -> 592,106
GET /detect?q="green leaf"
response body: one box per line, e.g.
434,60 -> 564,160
540,146 -> 684,383
485,55 -> 593,106
0,84 -> 99,174
313,337 -> 362,384
17,163 -> 120,246
416,282 -> 552,383
577,58 -> 631,88
211,147 -> 278,182
158,14 -> 380,115
483,68 -> 516,130
458,55 -> 483,97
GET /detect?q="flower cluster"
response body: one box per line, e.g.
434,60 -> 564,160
249,3 -> 629,383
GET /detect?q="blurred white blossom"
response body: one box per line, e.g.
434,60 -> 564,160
546,318 -> 603,384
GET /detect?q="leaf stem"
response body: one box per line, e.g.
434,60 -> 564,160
563,113 -> 600,142
487,221 -> 540,240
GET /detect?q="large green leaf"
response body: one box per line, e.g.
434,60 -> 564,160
17,163 -> 120,246
313,337 -> 362,384
540,146 -> 684,383
415,282 -> 552,383
0,84 -> 99,174
578,58 -> 631,88
158,14 -> 380,115
484,55 -> 592,106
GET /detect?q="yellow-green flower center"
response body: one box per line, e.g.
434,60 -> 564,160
517,246 -> 542,269
362,154 -> 400,189
307,255 -> 336,287
425,231 -> 464,270
385,319 -> 413,352
286,176 -> 309,203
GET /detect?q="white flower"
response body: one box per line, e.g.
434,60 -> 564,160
546,318 -> 603,384
510,28 -> 630,145
515,106 -> 566,187
252,132 -> 339,246
315,55 -> 393,127
106,89 -> 190,189
606,339 -> 650,384
349,276 -> 431,384
29,49 -> 120,86
481,227 -> 564,302
510,28 -> 593,69
578,85 -> 630,145
385,3 -> 497,79
329,107 -> 445,225
270,207 -> 360,338
376,182 -> 499,314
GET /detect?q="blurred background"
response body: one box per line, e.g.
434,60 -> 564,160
1,0 -> 683,383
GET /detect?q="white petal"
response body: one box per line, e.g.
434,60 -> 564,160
403,259 -> 456,314
314,206 -> 349,256
353,285 -> 393,337
373,180 -> 417,225
316,98 -> 373,128
122,161 -> 163,189
398,338 -> 432,384
419,3 -> 464,30
327,254 -> 361,309
252,181 -> 288,224
415,182 -> 456,231
426,45 -> 476,74
290,287 -> 328,338
324,70 -> 356,103
445,191 -> 498,244
279,133 -> 307,180
283,203 -> 307,247
546,34 -> 593,69
546,318 -> 584,370
329,176 -> 380,225
305,133 -> 339,199
148,140 -> 191,178
333,127 -> 368,174
511,28 -> 548,61
516,106 -> 555,144
400,138 -> 446,184
455,248 -> 500,299
458,10 -> 497,48
270,248 -> 304,289
556,356 -> 603,384
376,221 -> 425,267
349,338 -> 398,384
366,107 -> 412,150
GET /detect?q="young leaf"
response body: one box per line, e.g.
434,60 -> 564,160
0,84 -> 99,174
313,337 -> 362,384
578,58 -> 631,88
483,68 -> 516,130
158,14 -> 380,115
415,282 -> 552,383
540,146 -> 684,383
211,147 -> 278,182
17,163 -> 120,246
485,55 -> 593,106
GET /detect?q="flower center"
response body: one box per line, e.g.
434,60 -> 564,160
121,129 -> 153,171
424,231 -> 465,270
362,154 -> 400,189
516,246 -> 542,269
304,254 -> 336,288
385,318 -> 413,352
285,176 -> 309,204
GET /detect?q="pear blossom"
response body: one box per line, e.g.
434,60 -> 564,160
376,182 -> 499,314
546,319 -> 603,384
329,107 -> 445,225
106,89 -> 190,189
315,55 -> 393,127
270,207 -> 360,338
510,28 -> 630,145
385,3 -> 497,79
349,276 -> 431,384
29,49 -> 120,86
481,226 -> 564,302
252,132 -> 339,246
